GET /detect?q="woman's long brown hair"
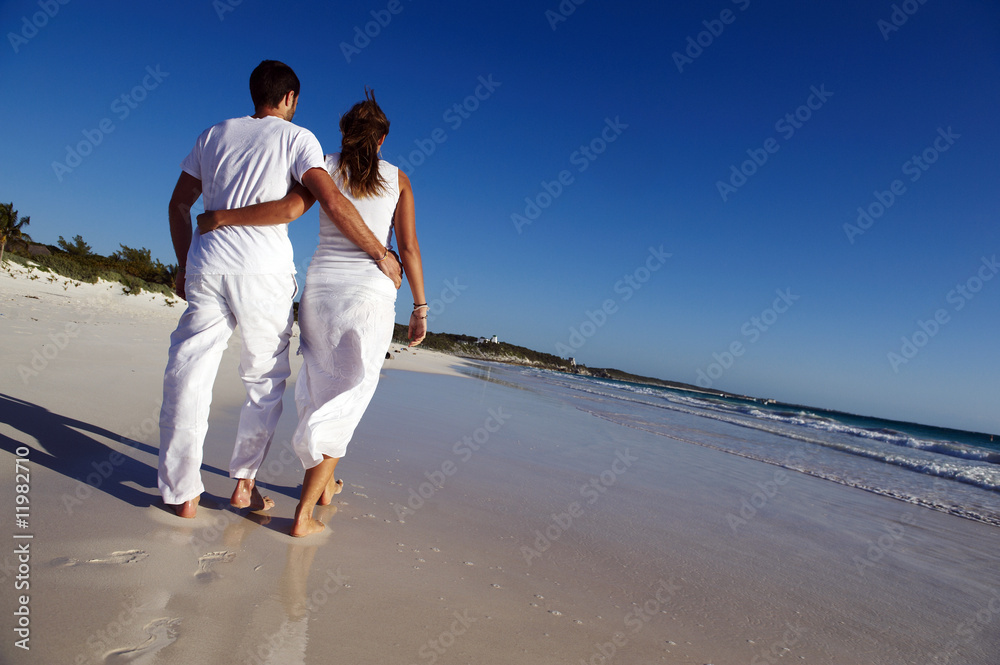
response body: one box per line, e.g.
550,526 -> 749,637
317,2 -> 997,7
335,88 -> 391,199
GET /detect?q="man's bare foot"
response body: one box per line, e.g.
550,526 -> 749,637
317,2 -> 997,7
290,516 -> 326,538
169,496 -> 199,518
230,479 -> 275,512
318,478 -> 344,506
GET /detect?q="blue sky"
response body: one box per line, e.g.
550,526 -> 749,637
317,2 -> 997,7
2,0 -> 998,434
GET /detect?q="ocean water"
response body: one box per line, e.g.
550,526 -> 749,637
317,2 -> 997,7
457,362 -> 1000,527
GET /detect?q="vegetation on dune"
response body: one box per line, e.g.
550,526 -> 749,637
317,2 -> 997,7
2,200 -> 177,297
14,245 -> 177,297
391,325 -> 570,367
57,234 -> 93,257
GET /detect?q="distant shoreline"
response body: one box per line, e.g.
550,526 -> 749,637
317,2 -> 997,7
389,323 -> 783,405
392,331 -> 998,440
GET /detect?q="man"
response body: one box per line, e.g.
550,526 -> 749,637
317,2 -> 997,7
159,60 -> 401,518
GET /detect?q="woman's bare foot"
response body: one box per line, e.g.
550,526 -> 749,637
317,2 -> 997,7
290,516 -> 326,537
318,478 -> 344,506
291,456 -> 338,536
290,512 -> 326,538
230,479 -> 275,512
169,496 -> 200,518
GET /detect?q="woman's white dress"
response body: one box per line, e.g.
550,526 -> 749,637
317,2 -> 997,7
292,154 -> 399,468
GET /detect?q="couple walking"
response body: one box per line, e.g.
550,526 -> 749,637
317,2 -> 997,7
157,60 -> 427,537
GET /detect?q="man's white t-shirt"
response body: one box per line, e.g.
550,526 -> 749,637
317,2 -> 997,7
180,115 -> 325,275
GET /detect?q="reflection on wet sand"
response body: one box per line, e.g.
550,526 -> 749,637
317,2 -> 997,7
244,504 -> 344,665
98,504 -> 349,665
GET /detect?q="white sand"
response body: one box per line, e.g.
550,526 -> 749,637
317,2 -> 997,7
383,344 -> 476,378
1,262 -> 998,664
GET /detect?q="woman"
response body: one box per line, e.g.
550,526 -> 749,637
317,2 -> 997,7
199,90 -> 427,537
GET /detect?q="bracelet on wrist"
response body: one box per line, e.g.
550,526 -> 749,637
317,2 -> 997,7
375,247 -> 389,262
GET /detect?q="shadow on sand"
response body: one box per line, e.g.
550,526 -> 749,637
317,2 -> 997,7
0,392 -> 226,511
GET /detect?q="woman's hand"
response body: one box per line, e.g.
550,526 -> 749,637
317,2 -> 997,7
197,210 -> 224,235
408,308 -> 427,347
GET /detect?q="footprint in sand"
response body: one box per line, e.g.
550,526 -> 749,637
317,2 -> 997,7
103,617 -> 180,664
195,551 -> 235,582
52,549 -> 149,567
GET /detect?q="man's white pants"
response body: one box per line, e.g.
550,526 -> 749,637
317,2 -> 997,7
158,273 -> 296,505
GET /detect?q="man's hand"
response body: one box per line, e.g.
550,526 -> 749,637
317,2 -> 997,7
197,211 -> 224,235
378,251 -> 403,289
168,172 -> 201,290
174,269 -> 187,301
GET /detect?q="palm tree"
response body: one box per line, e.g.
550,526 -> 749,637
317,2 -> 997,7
0,202 -> 31,264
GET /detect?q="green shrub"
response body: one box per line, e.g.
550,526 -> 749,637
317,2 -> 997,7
29,253 -> 100,282
8,247 -> 176,297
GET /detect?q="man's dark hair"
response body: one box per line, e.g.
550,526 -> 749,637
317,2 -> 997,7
249,60 -> 300,110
